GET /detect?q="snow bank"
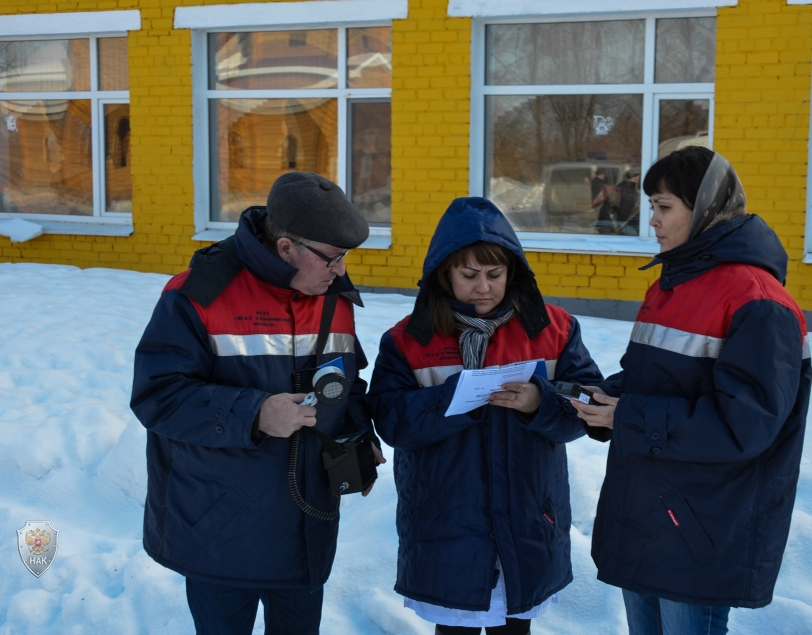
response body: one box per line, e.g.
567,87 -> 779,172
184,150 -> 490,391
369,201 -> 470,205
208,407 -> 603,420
0,263 -> 809,634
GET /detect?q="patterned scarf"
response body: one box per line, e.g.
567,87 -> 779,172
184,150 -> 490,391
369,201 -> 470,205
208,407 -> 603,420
454,308 -> 515,370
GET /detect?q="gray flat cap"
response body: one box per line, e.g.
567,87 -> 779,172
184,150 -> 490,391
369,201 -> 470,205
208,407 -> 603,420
266,172 -> 369,249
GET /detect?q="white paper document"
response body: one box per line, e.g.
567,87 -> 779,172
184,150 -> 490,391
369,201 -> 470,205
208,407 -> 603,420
444,361 -> 537,417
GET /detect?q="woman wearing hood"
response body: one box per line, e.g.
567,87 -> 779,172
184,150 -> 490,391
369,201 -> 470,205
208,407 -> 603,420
571,146 -> 811,634
367,198 -> 603,634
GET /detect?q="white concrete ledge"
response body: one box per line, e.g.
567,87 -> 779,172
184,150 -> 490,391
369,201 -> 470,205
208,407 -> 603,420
449,0 -> 736,17
175,0 -> 408,30
516,233 -> 659,257
0,10 -> 141,37
14,220 -> 135,237
788,0 -> 812,5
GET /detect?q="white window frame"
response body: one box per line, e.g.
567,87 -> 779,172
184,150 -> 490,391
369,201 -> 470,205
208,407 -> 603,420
0,11 -> 138,236
469,11 -> 716,256
180,1 -> 401,248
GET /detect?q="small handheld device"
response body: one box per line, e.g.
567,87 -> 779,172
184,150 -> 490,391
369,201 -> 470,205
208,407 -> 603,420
554,381 -> 600,405
290,361 -> 378,506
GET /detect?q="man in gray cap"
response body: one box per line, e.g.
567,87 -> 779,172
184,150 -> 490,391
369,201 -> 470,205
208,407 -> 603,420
131,172 -> 383,635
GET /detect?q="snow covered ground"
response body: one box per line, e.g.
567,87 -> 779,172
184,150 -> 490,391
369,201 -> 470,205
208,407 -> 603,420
0,262 -> 809,634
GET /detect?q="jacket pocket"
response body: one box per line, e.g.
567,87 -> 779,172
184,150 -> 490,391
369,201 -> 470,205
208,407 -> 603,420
541,497 -> 568,545
659,489 -> 717,566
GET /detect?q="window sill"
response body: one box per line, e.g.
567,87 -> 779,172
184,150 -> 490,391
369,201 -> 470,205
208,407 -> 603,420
0,217 -> 134,238
193,226 -> 392,249
516,233 -> 659,257
449,0 -> 736,16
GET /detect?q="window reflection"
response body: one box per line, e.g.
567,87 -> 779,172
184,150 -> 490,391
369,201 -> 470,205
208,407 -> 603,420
658,99 -> 709,158
655,18 -> 715,83
0,100 -> 93,216
104,103 -> 131,212
485,94 -> 642,235
99,38 -> 129,91
208,31 -> 338,90
209,98 -> 337,222
347,27 -> 392,89
350,101 -> 390,224
0,40 -> 89,92
486,21 -> 645,86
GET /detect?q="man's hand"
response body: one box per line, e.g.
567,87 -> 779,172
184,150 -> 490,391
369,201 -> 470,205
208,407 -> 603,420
257,393 -> 317,438
488,382 -> 541,414
362,443 -> 387,497
569,387 -> 617,429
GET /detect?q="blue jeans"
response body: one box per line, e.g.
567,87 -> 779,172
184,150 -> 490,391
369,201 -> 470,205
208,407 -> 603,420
186,578 -> 323,635
622,589 -> 729,635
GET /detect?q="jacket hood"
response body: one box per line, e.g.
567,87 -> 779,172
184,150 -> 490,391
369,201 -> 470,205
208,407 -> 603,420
419,197 -> 534,284
406,198 -> 550,344
235,206 -> 361,300
643,214 -> 788,290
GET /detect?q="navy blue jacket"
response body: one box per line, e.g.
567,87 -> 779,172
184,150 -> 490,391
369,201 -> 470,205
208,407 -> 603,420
131,207 -> 371,588
593,215 -> 811,608
367,198 -> 602,614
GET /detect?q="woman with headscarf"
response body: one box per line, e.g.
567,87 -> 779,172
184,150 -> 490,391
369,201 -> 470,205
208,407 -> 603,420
571,146 -> 811,635
367,197 -> 603,635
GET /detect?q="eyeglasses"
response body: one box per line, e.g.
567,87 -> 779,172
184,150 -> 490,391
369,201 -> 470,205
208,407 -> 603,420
295,241 -> 349,268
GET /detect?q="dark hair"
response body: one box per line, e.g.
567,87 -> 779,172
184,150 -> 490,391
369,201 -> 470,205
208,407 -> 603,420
643,145 -> 714,210
426,241 -> 516,337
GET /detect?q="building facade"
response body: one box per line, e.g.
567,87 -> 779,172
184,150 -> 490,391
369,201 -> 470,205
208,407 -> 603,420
0,0 -> 811,317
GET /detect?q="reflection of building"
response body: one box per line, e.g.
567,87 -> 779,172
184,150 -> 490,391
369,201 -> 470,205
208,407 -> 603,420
3,0 -> 812,320
212,98 -> 337,220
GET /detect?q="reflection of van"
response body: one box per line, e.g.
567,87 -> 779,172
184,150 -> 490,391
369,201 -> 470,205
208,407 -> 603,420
658,131 -> 708,158
541,161 -> 636,229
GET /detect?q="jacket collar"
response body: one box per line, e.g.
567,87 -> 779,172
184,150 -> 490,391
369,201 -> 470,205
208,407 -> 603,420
640,215 -> 787,290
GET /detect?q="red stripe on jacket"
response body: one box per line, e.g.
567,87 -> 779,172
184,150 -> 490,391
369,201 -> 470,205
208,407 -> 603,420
636,263 -> 806,344
163,269 -> 357,337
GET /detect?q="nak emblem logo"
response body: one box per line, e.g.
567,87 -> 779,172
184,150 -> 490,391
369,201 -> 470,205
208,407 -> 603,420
17,521 -> 59,577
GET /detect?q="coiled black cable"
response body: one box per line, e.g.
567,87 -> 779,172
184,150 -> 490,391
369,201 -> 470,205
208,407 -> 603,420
288,429 -> 338,521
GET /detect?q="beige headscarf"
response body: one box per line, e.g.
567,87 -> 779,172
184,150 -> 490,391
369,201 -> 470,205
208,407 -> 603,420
689,152 -> 747,240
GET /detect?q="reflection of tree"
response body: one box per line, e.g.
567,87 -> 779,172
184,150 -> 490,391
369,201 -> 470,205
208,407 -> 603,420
488,94 -> 642,184
659,99 -> 709,145
655,18 -> 715,83
487,21 -> 645,86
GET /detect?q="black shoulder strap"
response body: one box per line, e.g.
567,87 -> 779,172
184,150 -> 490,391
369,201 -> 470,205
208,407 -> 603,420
179,235 -> 242,307
310,293 -> 346,458
315,294 -> 338,366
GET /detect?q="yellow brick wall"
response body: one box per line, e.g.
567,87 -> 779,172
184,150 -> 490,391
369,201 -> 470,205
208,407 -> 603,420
715,0 -> 812,307
1,0 -> 812,310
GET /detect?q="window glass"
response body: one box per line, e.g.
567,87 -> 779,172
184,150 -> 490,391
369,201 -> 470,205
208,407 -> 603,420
655,18 -> 715,83
485,94 -> 642,235
209,98 -> 338,222
486,21 -> 645,86
99,38 -> 129,91
658,99 -> 710,159
208,31 -> 338,90
347,27 -> 392,88
104,103 -> 131,211
0,40 -> 90,92
0,100 -> 93,215
349,101 -> 390,224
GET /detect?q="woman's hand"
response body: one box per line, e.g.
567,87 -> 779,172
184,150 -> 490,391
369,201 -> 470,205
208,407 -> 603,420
489,382 -> 540,414
569,387 -> 618,429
